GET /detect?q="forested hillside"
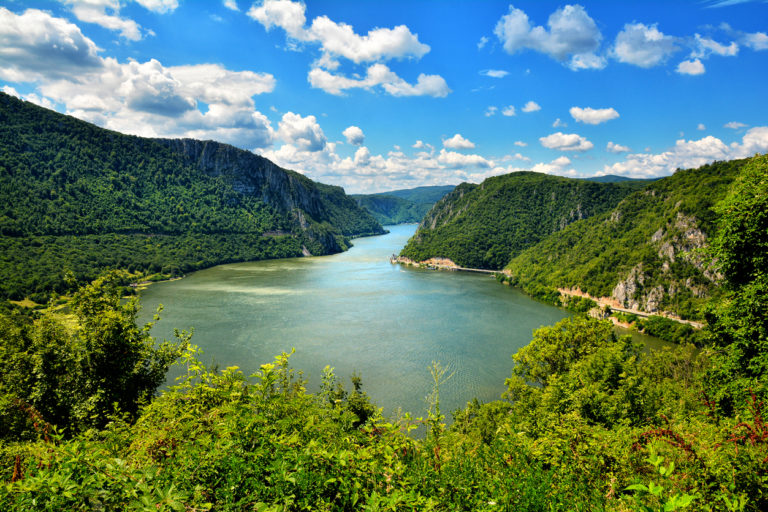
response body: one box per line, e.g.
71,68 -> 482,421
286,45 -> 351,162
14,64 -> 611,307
1,151 -> 766,510
400,172 -> 644,269
1,152 -> 766,509
505,158 -> 746,319
352,185 -> 454,225
0,93 -> 383,300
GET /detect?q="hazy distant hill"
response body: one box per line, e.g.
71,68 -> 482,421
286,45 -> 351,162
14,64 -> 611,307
584,175 -> 658,183
378,185 -> 456,204
506,158 -> 747,319
399,172 -> 643,269
352,185 -> 454,225
0,92 -> 383,300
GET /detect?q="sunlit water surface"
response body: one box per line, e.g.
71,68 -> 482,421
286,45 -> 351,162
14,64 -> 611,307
139,225 -> 591,419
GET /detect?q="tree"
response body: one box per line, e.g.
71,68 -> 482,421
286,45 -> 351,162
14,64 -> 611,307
705,154 -> 768,414
0,271 -> 186,440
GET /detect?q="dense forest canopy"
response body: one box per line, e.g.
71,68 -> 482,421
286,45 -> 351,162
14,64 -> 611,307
0,93 -> 383,301
505,158 -> 745,319
400,172 -> 645,269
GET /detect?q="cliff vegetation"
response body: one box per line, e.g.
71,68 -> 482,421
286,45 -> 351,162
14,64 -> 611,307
505,158 -> 746,320
400,173 -> 645,269
0,93 -> 383,301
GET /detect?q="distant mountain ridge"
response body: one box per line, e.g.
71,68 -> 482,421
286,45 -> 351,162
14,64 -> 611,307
399,172 -> 645,269
583,175 -> 658,183
352,185 -> 454,225
0,92 -> 383,299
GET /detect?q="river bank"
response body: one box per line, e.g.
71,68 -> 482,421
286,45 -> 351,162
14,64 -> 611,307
390,255 -> 496,274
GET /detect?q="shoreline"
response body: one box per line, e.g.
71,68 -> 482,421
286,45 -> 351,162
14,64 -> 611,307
392,255 -> 703,332
390,255 -> 496,274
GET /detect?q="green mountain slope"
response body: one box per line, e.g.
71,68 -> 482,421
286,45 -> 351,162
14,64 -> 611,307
0,92 -> 383,300
352,185 -> 454,225
505,158 -> 747,319
379,185 -> 456,204
399,172 -> 644,269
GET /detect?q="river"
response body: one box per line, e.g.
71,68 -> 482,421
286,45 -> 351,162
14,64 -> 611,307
138,224 -> 573,419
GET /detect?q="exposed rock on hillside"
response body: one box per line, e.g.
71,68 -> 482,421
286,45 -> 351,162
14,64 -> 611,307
506,158 -> 746,319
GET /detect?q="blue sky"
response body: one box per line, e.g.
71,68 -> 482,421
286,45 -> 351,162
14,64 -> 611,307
1,0 -> 767,193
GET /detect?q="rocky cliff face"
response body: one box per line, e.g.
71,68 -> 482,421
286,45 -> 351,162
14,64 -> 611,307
611,212 -> 721,314
156,138 -> 383,252
157,138 -> 326,219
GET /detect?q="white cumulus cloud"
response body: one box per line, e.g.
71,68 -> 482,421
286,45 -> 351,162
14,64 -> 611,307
540,132 -> 594,151
134,0 -> 178,13
601,128 -> 768,179
277,112 -> 327,152
522,100 -> 541,113
343,125 -> 364,146
308,64 -> 450,97
480,69 -> 509,78
531,155 -> 575,175
676,59 -> 705,75
494,4 -> 603,70
725,121 -> 748,129
501,105 -> 516,117
612,23 -> 678,67
0,8 -> 103,82
437,149 -> 491,168
692,34 -> 739,58
443,133 -> 476,149
248,0 -> 445,98
59,0 -> 142,40
606,141 -> 630,153
570,106 -> 619,124
743,31 -> 768,50
57,0 -> 179,40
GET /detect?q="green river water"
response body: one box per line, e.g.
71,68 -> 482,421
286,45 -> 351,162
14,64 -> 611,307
138,224 -> 656,420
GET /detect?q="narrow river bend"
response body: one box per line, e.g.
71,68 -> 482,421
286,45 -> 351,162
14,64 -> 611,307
138,224 -> 569,419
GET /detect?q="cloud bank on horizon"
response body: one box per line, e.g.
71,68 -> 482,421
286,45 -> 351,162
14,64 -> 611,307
0,0 -> 766,193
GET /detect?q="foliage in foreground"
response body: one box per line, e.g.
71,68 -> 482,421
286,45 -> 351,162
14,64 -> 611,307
0,271 -> 186,441
2,314 -> 767,510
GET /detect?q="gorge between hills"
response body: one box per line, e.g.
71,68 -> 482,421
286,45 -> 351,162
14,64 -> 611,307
137,224 -> 660,419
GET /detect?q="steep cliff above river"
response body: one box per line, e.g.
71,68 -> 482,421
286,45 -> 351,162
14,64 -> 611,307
0,92 -> 383,300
